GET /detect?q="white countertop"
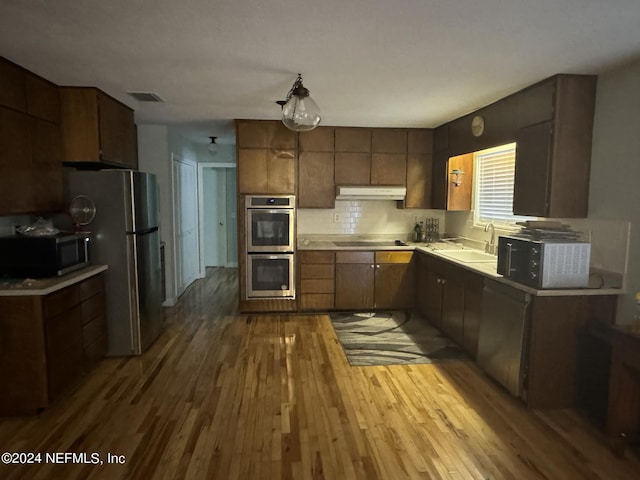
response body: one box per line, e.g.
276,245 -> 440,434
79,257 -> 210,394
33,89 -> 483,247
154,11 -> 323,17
297,235 -> 623,297
0,264 -> 108,296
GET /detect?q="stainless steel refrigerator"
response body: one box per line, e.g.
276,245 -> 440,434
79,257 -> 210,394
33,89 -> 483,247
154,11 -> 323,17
66,170 -> 163,356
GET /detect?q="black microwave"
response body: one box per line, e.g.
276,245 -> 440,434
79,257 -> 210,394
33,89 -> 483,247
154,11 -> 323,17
0,233 -> 91,278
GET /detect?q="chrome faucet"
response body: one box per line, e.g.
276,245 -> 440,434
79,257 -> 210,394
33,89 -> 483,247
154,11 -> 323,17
484,222 -> 496,254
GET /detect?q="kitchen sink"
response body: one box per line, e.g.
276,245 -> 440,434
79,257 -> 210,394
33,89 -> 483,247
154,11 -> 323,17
438,249 -> 497,263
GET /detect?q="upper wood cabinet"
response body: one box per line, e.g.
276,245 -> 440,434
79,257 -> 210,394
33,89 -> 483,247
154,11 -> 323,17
0,58 -> 64,215
432,74 -> 596,218
59,87 -> 138,169
513,75 -> 597,218
335,127 -> 407,186
236,120 -> 296,194
446,152 -> 473,211
404,129 -> 433,209
0,57 -> 27,111
26,74 -> 60,124
298,127 -> 335,208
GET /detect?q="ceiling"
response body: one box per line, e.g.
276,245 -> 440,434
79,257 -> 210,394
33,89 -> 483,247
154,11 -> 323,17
2,0 -> 639,145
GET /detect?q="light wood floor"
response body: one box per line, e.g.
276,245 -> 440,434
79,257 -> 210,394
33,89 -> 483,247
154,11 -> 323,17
1,267 -> 639,479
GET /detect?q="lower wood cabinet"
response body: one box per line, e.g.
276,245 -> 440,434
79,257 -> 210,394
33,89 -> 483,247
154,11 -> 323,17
0,272 -> 107,415
416,252 -> 483,358
335,250 -> 414,311
299,250 -> 335,311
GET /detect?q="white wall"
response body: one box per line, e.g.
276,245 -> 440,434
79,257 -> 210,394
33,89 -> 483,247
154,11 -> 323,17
589,59 -> 640,324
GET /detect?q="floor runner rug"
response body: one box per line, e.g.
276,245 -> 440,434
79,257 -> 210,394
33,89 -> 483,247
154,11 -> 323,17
329,311 -> 470,366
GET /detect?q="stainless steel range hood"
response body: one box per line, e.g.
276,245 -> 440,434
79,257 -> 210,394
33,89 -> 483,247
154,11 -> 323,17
335,186 -> 406,200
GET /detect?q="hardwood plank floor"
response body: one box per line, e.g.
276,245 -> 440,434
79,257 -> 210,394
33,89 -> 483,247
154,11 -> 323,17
0,267 -> 638,479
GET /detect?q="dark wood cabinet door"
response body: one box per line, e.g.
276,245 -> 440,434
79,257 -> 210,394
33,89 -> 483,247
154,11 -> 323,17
431,150 -> 448,210
334,152 -> 370,185
462,276 -> 483,358
0,58 -> 26,111
0,108 -> 33,214
415,255 -> 431,317
424,270 -> 443,329
517,79 -> 555,128
375,263 -> 414,309
513,121 -> 553,217
405,152 -> 432,208
97,91 -> 124,165
372,129 -> 407,153
25,74 -> 60,124
266,148 -> 296,194
335,127 -> 371,152
237,149 -> 268,193
335,264 -> 374,310
441,277 -> 465,346
299,126 -> 334,152
371,153 -> 406,185
45,306 -> 83,400
299,151 -> 335,208
30,118 -> 63,212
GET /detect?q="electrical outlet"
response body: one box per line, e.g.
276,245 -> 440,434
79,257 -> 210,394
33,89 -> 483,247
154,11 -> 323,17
334,213 -> 340,222
413,214 -> 419,223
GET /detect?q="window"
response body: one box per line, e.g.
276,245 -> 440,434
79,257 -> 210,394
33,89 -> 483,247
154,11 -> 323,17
472,143 -> 533,227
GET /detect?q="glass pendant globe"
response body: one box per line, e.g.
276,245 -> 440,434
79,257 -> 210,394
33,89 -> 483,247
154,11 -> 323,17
282,95 -> 321,131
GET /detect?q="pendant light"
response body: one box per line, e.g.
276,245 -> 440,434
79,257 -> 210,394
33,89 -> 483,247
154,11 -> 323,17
278,74 -> 321,131
208,136 -> 218,154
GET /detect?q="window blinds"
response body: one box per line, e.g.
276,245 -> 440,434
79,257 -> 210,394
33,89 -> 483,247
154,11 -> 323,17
474,144 -> 528,225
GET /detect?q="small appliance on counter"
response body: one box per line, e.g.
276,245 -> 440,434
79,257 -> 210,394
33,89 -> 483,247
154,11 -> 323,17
0,232 -> 91,278
497,235 -> 591,289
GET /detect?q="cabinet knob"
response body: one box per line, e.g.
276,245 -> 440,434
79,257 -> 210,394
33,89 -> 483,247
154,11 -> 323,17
441,279 -> 447,285
370,264 -> 375,268
376,264 -> 380,269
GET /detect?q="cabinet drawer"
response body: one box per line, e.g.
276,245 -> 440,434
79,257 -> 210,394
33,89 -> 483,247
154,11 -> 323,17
78,274 -> 104,301
82,314 -> 106,347
44,285 -> 80,319
300,294 -> 335,311
301,278 -> 334,294
83,334 -> 107,367
80,292 -> 105,324
375,251 -> 413,264
299,250 -> 335,264
301,263 -> 334,279
336,251 -> 374,264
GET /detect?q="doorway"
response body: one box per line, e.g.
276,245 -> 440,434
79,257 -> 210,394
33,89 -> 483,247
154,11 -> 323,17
198,162 -> 237,275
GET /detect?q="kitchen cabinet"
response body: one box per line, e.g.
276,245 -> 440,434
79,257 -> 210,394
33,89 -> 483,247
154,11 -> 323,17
524,294 -> 616,409
0,57 -> 26,111
446,152 -> 473,211
298,127 -> 335,208
334,127 -> 407,186
0,58 -> 64,215
416,252 -> 482,357
59,87 -> 138,169
298,250 -> 335,311
403,129 -> 434,209
335,250 -> 414,310
236,119 -> 296,194
432,74 -> 596,218
0,272 -> 106,415
513,75 -> 597,218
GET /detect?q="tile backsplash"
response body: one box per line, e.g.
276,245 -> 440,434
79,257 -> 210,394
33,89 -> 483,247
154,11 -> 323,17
298,200 -> 445,237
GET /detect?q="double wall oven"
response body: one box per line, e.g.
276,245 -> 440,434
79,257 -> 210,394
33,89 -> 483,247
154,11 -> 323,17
245,195 -> 295,299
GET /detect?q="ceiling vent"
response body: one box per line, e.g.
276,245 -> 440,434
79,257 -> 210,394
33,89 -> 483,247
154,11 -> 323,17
127,91 -> 164,102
